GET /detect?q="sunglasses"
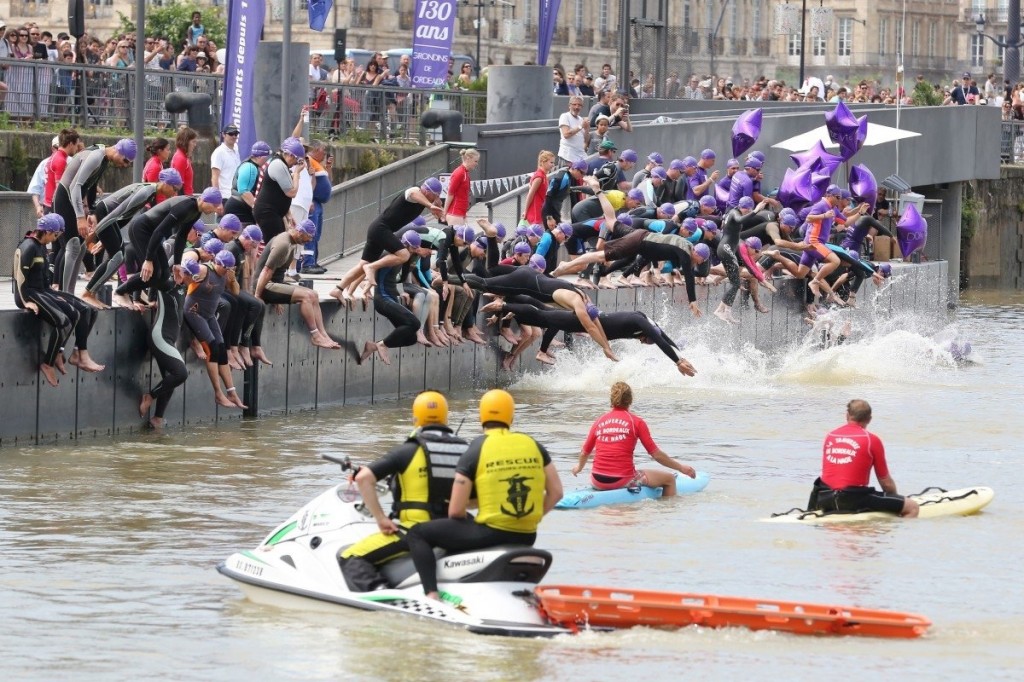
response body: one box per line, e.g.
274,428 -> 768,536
225,131 -> 238,136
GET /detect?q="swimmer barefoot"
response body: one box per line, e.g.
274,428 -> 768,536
69,348 -> 105,373
359,340 -> 392,365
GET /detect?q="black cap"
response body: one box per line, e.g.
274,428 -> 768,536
222,124 -> 240,135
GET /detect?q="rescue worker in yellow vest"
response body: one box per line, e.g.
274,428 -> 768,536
405,389 -> 564,600
338,390 -> 469,591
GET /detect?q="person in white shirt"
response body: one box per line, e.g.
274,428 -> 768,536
210,125 -> 242,201
27,136 -> 58,218
557,96 -> 590,165
289,141 -> 315,225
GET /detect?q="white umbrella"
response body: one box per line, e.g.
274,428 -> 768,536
772,123 -> 921,152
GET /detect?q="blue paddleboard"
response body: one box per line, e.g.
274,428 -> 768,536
556,471 -> 711,510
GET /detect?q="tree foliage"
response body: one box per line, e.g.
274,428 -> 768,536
115,1 -> 227,48
911,80 -> 944,107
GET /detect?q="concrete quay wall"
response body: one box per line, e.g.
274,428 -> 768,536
0,262 -> 947,446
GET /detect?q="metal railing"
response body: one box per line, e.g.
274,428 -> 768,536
0,57 -> 486,142
1000,120 -> 1024,163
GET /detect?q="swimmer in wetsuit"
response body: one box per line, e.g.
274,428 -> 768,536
713,195 -> 771,324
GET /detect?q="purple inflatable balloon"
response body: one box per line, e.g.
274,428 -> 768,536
790,140 -> 844,178
825,101 -> 860,144
847,164 -> 877,212
732,108 -> 763,159
777,167 -> 815,210
810,172 -> 831,202
896,204 -> 928,258
838,115 -> 870,161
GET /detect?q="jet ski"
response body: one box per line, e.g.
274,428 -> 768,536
217,455 -> 571,637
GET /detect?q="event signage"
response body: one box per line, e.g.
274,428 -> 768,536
222,0 -> 265,154
411,0 -> 458,88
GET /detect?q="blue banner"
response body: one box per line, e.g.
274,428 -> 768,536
411,0 -> 458,89
222,0 -> 265,154
308,0 -> 332,32
537,0 -> 562,66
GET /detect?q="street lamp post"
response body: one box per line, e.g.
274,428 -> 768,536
461,0 -> 486,77
976,5 -> 1024,86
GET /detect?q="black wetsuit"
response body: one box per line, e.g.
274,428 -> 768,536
718,208 -> 766,306
373,260 -> 420,349
184,264 -> 229,365
116,196 -> 203,295
841,215 -> 893,253
86,182 -> 161,295
463,267 -> 585,305
223,238 -> 265,349
14,235 -> 97,366
147,288 -> 188,420
53,145 -> 110,289
361,188 -> 432,262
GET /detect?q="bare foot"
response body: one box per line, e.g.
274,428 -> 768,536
499,327 -> 519,345
359,341 -> 377,364
755,303 -> 769,314
238,347 -> 253,367
54,353 -> 67,375
465,329 -> 487,345
227,349 -> 245,370
69,353 -> 105,373
329,285 -> 351,308
416,330 -> 434,347
149,417 -> 165,430
480,300 -> 504,314
536,351 -> 556,365
714,309 -> 738,325
80,291 -> 109,310
228,390 -> 247,409
549,339 -> 565,349
312,331 -> 341,349
375,343 -> 392,365
113,293 -> 135,309
575,278 -> 595,289
251,347 -> 272,366
191,339 -> 208,361
139,392 -> 153,417
808,279 -> 822,301
40,363 -> 59,387
501,354 -> 516,372
215,393 -> 237,408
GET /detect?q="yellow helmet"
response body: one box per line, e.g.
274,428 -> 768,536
479,389 -> 514,427
412,391 -> 448,427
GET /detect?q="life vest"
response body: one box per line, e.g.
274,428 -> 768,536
391,427 -> 468,524
472,429 -> 547,534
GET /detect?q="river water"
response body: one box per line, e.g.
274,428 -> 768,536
2,290 -> 1022,681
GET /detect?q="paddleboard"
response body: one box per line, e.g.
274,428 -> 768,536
764,486 -> 994,524
556,471 -> 710,510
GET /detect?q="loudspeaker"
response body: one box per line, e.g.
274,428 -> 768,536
333,29 -> 347,63
68,0 -> 85,39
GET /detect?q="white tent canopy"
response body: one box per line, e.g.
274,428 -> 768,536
772,123 -> 921,152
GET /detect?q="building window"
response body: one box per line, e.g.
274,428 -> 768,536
837,17 -> 852,57
525,0 -> 532,26
971,0 -> 986,21
812,36 -> 826,57
894,19 -> 903,58
945,24 -> 953,60
996,0 -> 1008,22
788,33 -> 802,57
752,0 -> 761,41
928,22 -> 936,59
879,18 -> 887,56
910,21 -> 919,57
729,0 -> 737,39
971,34 -> 985,68
599,0 -> 608,35
684,0 -> 691,27
575,0 -> 583,32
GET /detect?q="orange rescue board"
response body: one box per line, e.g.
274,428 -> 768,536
535,585 -> 931,639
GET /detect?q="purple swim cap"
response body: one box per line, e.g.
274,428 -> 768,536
157,168 -> 183,188
651,167 -> 668,180
297,219 -> 317,236
473,237 -> 487,251
218,214 -> 241,233
279,137 -> 306,158
682,217 -> 698,232
847,247 -> 860,260
879,263 -> 892,277
182,259 -> 202,279
513,241 -> 532,255
748,151 -> 766,163
113,138 -> 137,162
648,152 -> 664,165
826,184 -> 843,197
745,236 -> 762,251
700,149 -> 716,160
745,158 -> 763,170
779,208 -> 799,227
699,195 -> 717,208
570,158 -> 588,172
585,303 -> 600,320
215,250 -> 236,269
242,225 -> 263,242
412,216 -> 427,227
37,213 -> 65,232
620,149 -> 638,163
421,177 -> 443,194
192,219 -> 209,234
738,196 -> 755,210
557,222 -> 574,237
200,187 -> 223,206
798,207 -> 813,222
250,140 -> 272,157
493,222 -> 507,239
658,202 -> 676,217
615,213 -> 633,227
202,237 -> 224,255
515,224 -> 529,237
840,189 -> 852,200
693,243 -> 711,261
668,159 -> 685,172
401,230 -> 422,249
682,156 -> 698,169
528,224 -> 545,238
455,225 -> 475,243
528,254 -> 546,271
627,188 -> 644,202
726,158 -> 740,168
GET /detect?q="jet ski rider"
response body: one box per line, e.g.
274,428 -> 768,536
338,390 -> 469,592
405,389 -> 564,601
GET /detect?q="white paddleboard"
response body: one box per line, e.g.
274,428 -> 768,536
763,486 -> 994,524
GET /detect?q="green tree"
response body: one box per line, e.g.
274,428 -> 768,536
911,80 -> 944,107
116,1 -> 226,48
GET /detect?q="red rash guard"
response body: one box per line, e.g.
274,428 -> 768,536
584,407 -> 659,479
821,423 -> 890,489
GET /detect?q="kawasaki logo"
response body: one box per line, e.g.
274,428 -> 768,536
443,555 -> 484,569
